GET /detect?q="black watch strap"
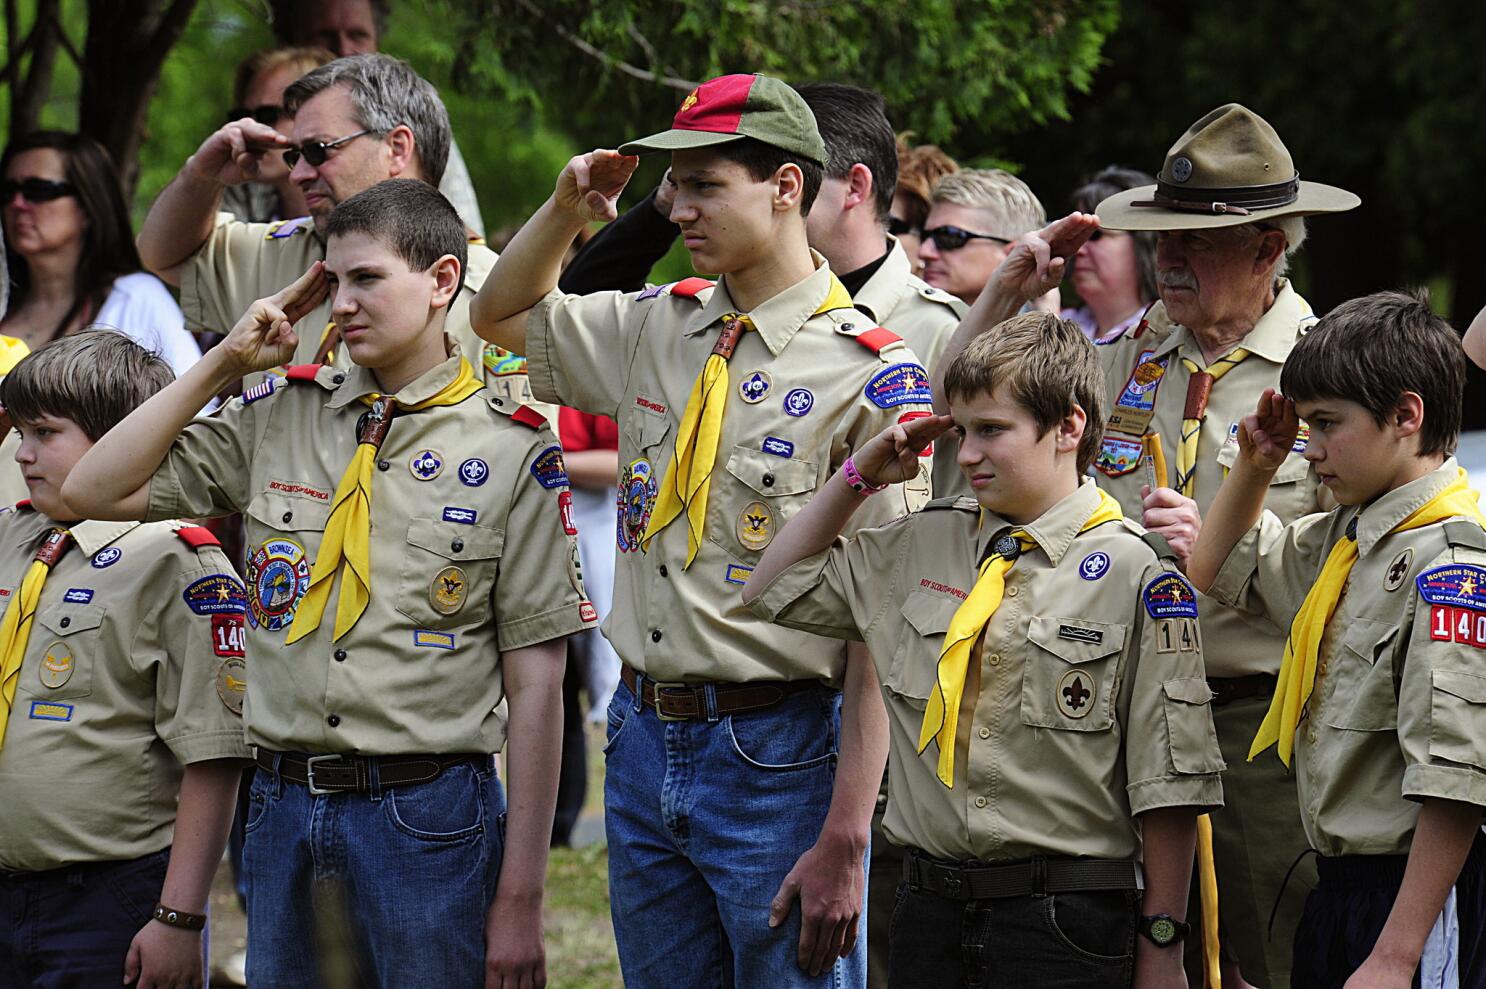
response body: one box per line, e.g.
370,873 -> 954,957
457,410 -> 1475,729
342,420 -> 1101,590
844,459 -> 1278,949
1139,913 -> 1190,947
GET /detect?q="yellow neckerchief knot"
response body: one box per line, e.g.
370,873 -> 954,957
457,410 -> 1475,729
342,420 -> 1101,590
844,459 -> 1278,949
286,358 -> 483,644
1176,348 -> 1250,497
644,273 -> 854,568
1250,468 -> 1486,765
918,489 -> 1124,786
0,527 -> 72,748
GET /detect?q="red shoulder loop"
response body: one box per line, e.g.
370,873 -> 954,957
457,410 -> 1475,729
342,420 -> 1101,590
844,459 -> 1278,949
284,364 -> 321,382
511,405 -> 546,430
669,277 -> 715,300
14,499 -> 31,511
175,525 -> 221,550
855,326 -> 902,354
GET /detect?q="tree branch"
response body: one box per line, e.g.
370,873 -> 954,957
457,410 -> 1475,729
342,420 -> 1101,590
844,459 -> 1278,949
514,0 -> 696,90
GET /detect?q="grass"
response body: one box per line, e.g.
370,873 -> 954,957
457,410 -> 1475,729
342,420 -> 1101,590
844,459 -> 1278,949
544,842 -> 621,988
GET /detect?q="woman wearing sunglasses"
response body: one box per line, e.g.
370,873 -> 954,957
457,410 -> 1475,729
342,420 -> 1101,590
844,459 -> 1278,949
1060,166 -> 1158,342
0,132 -> 201,376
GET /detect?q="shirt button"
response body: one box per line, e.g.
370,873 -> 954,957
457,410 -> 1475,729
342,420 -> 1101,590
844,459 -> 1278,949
651,628 -> 663,642
60,616 -> 71,628
377,460 -> 390,472
762,472 -> 775,487
282,511 -> 293,524
1006,586 -> 1019,597
988,654 -> 1000,666
451,539 -> 464,553
494,398 -> 504,406
978,727 -> 991,739
332,373 -> 345,384
974,796 -> 987,809
333,649 -> 347,662
327,714 -> 340,727
658,565 -> 668,578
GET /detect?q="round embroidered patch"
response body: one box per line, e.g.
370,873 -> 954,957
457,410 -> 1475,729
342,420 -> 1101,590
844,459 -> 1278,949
409,450 -> 444,480
1079,552 -> 1110,581
1057,669 -> 1096,720
216,657 -> 246,714
616,459 -> 657,553
736,501 -> 775,552
38,642 -> 74,689
430,566 -> 468,615
738,370 -> 772,404
246,538 -> 311,631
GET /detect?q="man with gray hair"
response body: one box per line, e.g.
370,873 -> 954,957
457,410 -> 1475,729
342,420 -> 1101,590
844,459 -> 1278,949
137,54 -> 518,397
918,168 -> 1050,307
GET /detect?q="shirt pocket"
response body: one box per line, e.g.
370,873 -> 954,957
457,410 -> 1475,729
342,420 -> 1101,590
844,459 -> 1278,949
886,591 -> 957,711
617,410 -> 672,554
1216,441 -> 1314,517
709,445 -> 819,562
20,602 -> 106,701
1428,670 -> 1486,771
395,517 -> 504,629
1161,678 -> 1224,774
1322,618 -> 1399,732
243,490 -> 331,633
1020,616 -> 1126,732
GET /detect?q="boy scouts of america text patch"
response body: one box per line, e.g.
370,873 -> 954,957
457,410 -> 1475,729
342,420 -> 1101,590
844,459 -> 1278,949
863,363 -> 933,409
530,446 -> 570,489
182,574 -> 247,615
1143,573 -> 1199,619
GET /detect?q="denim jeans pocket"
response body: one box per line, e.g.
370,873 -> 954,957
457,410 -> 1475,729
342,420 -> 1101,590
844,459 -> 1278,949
102,850 -> 170,926
725,695 -> 837,771
603,687 -> 633,755
385,764 -> 486,842
243,771 -> 271,835
1041,891 -> 1137,962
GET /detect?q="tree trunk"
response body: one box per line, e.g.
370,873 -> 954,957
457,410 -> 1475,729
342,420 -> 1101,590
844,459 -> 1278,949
10,0 -> 62,142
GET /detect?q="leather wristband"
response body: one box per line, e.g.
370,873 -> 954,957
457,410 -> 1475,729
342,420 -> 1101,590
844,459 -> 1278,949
152,902 -> 206,931
842,456 -> 887,495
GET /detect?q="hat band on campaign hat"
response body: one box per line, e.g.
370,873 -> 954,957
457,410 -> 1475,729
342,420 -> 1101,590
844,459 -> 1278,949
1131,175 -> 1301,217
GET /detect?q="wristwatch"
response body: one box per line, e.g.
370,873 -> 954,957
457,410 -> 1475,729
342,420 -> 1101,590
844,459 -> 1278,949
1139,913 -> 1190,947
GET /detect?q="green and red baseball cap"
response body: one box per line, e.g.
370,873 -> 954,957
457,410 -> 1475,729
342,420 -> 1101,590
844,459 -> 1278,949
619,73 -> 828,166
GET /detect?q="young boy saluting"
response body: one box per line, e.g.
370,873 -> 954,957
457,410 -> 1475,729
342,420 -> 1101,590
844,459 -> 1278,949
1190,291 -> 1486,988
746,312 -> 1223,989
64,179 -> 592,987
0,332 -> 248,988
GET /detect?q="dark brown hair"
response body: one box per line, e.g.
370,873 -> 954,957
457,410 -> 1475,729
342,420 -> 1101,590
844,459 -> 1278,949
797,83 -> 897,221
327,179 -> 467,295
711,137 -> 823,215
1071,166 -> 1158,306
1,331 -> 173,440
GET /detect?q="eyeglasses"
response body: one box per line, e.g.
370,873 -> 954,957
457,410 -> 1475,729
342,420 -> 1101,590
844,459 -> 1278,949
924,225 -> 1013,251
1,177 -> 76,204
888,215 -> 920,238
227,103 -> 285,127
282,129 -> 377,169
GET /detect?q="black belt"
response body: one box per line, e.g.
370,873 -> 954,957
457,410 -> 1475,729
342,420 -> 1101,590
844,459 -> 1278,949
254,749 -> 486,795
620,665 -> 825,721
903,848 -> 1143,900
1207,673 -> 1277,707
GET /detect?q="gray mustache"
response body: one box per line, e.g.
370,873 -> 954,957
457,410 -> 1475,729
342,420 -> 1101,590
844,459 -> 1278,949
1158,271 -> 1198,291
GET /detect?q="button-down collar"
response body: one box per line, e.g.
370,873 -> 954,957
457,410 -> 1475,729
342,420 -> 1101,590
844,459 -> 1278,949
69,519 -> 142,557
684,250 -> 843,357
325,340 -> 469,410
974,479 -> 1109,568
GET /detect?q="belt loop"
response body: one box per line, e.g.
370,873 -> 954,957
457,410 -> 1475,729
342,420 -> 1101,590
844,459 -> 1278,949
1030,856 -> 1047,898
703,683 -> 719,722
632,673 -> 645,714
65,865 -> 86,888
367,757 -> 383,802
270,751 -> 285,799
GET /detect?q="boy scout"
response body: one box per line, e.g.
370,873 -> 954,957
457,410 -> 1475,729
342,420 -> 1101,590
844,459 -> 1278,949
747,313 -> 1223,988
1191,292 -> 1486,988
66,180 -> 591,987
472,73 -> 933,987
0,332 -> 248,988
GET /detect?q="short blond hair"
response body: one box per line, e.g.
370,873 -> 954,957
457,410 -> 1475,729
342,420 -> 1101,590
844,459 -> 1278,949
233,46 -> 335,107
942,312 -> 1106,475
931,168 -> 1045,239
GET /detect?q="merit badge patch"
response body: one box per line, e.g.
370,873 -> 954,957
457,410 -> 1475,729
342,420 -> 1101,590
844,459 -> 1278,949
1095,434 -> 1144,478
1057,669 -> 1095,720
762,436 -> 794,459
737,501 -> 775,552
1107,351 -> 1169,435
738,370 -> 772,404
530,446 -> 570,489
182,574 -> 247,615
413,630 -> 456,650
430,566 -> 468,615
458,458 -> 489,487
579,601 -> 598,623
1416,565 -> 1486,609
724,563 -> 754,585
28,700 -> 73,722
242,376 -> 278,405
212,615 -> 245,657
864,363 -> 933,409
1143,573 -> 1199,620
63,588 -> 93,604
482,346 -> 527,378
246,538 -> 311,631
1384,548 -> 1414,592
91,547 -> 122,569
442,507 -> 478,525
409,450 -> 444,481
559,490 -> 577,535
1079,552 -> 1110,581
216,657 -> 246,715
783,388 -> 814,418
38,642 -> 73,689
616,458 -> 657,553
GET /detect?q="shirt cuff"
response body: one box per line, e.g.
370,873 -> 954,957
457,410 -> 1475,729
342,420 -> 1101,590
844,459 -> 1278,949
748,550 -> 862,641
1403,763 -> 1486,808
524,290 -> 566,407
146,464 -> 188,523
1206,523 -> 1263,609
1126,773 -> 1225,816
497,599 -> 595,652
166,728 -> 252,765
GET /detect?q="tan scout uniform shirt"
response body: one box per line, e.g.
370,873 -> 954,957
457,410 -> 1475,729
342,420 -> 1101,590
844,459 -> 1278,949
145,347 -> 593,755
753,480 -> 1225,861
180,213 -> 537,406
526,256 -> 932,685
1093,280 -> 1324,677
1209,459 -> 1486,856
0,509 -> 249,872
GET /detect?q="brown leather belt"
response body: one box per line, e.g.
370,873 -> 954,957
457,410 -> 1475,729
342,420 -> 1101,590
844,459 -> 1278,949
620,664 -> 824,721
254,749 -> 486,795
1207,673 -> 1277,707
904,848 -> 1143,900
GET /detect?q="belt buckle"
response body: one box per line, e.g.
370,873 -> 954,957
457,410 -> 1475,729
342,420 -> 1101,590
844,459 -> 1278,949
650,681 -> 690,721
304,754 -> 345,795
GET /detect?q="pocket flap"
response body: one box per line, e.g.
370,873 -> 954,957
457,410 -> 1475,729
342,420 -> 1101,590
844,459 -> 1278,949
900,591 -> 959,637
1341,617 -> 1395,664
406,517 -> 504,560
1433,669 -> 1486,705
1026,616 -> 1126,663
38,602 -> 106,636
1162,677 -> 1215,705
624,408 -> 673,452
1216,441 -> 1311,485
245,489 -> 332,532
726,446 -> 818,497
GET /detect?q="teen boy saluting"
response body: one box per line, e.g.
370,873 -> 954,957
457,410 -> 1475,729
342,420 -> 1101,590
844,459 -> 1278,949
0,332 -> 248,988
65,179 -> 592,987
746,312 -> 1224,989
1190,291 -> 1486,988
471,73 -> 934,987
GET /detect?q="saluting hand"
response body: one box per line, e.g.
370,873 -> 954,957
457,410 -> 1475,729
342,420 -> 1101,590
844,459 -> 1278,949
219,261 -> 330,376
1238,388 -> 1301,472
186,117 -> 291,187
988,211 -> 1101,304
554,150 -> 640,223
850,413 -> 955,487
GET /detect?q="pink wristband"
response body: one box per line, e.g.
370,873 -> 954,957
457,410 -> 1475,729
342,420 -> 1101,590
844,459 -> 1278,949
842,456 -> 888,495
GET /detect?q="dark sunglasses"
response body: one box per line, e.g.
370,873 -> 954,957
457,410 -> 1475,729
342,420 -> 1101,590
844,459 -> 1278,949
227,103 -> 285,127
1085,228 -> 1126,242
1,177 -> 76,204
924,225 -> 1013,251
282,129 -> 376,169
888,215 -> 920,238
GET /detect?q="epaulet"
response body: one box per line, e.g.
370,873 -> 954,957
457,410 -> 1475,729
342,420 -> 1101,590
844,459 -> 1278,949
174,525 -> 221,550
915,282 -> 967,314
922,495 -> 978,512
669,277 -> 715,300
854,326 -> 903,354
510,405 -> 547,430
280,364 -> 343,389
284,364 -> 322,382
1140,530 -> 1178,562
834,320 -> 916,364
1444,519 -> 1486,551
9,499 -> 32,513
264,216 -> 314,241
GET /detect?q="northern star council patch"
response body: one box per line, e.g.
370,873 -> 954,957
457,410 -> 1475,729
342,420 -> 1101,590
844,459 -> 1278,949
1143,572 -> 1199,619
1416,565 -> 1486,609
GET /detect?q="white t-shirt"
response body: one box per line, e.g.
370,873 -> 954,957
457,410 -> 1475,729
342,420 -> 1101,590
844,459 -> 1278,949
92,272 -> 201,377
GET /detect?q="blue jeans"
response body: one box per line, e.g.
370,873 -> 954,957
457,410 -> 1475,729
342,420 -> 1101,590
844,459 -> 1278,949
604,677 -> 867,989
0,849 -> 179,989
243,755 -> 506,988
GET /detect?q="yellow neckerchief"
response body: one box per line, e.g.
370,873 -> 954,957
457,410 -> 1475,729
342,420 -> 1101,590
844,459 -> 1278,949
643,274 -> 853,567
0,528 -> 71,748
1250,468 -> 1486,765
918,489 -> 1124,786
285,358 -> 483,644
1175,348 -> 1250,497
